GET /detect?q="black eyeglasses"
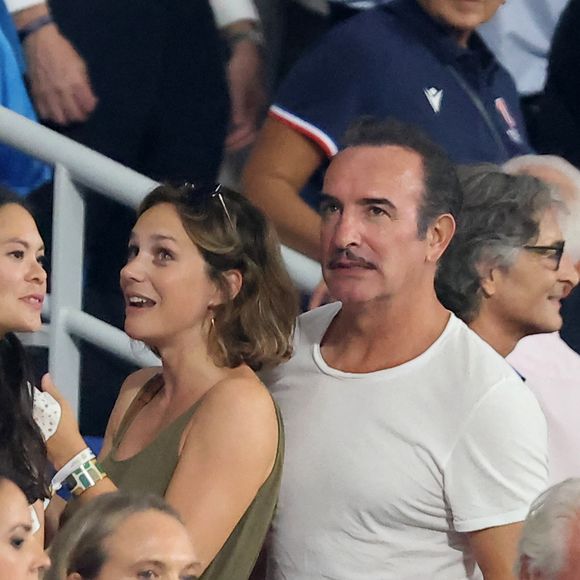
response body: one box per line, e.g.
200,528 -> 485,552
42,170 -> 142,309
179,183 -> 234,229
523,241 -> 565,270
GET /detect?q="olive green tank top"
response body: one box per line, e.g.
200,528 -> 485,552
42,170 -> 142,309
100,374 -> 284,580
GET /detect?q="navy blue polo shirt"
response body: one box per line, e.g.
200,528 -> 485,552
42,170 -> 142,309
270,0 -> 531,205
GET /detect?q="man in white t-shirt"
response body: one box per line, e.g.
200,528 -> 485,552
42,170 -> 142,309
262,117 -> 548,580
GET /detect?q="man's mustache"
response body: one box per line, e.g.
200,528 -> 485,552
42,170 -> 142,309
327,248 -> 376,269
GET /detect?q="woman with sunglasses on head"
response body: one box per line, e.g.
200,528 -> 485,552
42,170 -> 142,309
43,184 -> 298,579
0,188 -> 54,542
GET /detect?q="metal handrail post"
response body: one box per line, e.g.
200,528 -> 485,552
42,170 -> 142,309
49,166 -> 85,414
64,310 -> 159,368
0,107 -> 157,204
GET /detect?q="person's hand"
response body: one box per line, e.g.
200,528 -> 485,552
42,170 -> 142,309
308,279 -> 334,310
225,39 -> 266,152
40,373 -> 86,470
23,24 -> 97,125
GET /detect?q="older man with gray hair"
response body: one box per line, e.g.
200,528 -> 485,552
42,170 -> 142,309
503,155 -> 580,485
437,156 -> 580,485
436,165 -> 578,357
504,154 -> 580,353
517,478 -> 580,579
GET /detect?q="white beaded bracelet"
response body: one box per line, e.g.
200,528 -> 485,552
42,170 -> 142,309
51,447 -> 95,493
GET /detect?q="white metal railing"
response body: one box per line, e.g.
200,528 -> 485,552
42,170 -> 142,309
0,106 -> 321,415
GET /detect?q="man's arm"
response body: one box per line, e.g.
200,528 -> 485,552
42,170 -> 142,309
242,13 -> 368,259
242,116 -> 325,260
468,523 -> 523,580
10,2 -> 97,125
445,377 -> 548,580
210,0 -> 266,152
222,19 -> 266,152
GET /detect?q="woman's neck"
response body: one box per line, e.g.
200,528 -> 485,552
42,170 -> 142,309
154,332 -> 232,404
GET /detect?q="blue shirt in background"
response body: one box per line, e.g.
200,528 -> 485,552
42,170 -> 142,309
271,0 -> 531,208
0,0 -> 52,195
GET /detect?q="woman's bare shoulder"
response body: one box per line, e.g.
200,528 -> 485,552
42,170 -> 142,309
189,371 -> 278,449
177,371 -> 278,488
208,370 -> 274,417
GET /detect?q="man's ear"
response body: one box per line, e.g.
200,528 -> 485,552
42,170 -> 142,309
479,267 -> 497,298
67,573 -> 83,580
426,213 -> 456,263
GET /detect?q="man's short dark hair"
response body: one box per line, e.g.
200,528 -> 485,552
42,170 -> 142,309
342,116 -> 462,236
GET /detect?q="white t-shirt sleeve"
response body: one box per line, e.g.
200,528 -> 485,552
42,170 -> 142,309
4,0 -> 44,13
6,0 -> 261,28
209,0 -> 259,29
445,377 -> 548,533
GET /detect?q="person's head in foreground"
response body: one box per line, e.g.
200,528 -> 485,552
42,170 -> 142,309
0,188 -> 50,508
503,155 -> 580,269
121,183 -> 297,369
320,116 -> 461,309
436,165 -> 579,356
46,492 -> 201,580
517,478 -> 580,580
0,471 -> 49,579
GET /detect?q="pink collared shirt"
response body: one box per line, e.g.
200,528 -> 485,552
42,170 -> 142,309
507,332 -> 580,485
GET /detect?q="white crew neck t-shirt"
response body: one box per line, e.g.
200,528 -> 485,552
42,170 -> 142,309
262,303 -> 548,580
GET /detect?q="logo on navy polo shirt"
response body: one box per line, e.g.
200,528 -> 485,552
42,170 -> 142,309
495,98 -> 523,144
424,87 -> 443,113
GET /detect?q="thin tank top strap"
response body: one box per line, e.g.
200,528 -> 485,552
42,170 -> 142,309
112,373 -> 164,450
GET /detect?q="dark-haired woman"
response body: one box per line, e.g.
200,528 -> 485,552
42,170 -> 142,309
44,184 -> 298,579
0,470 -> 50,578
0,189 -> 52,538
